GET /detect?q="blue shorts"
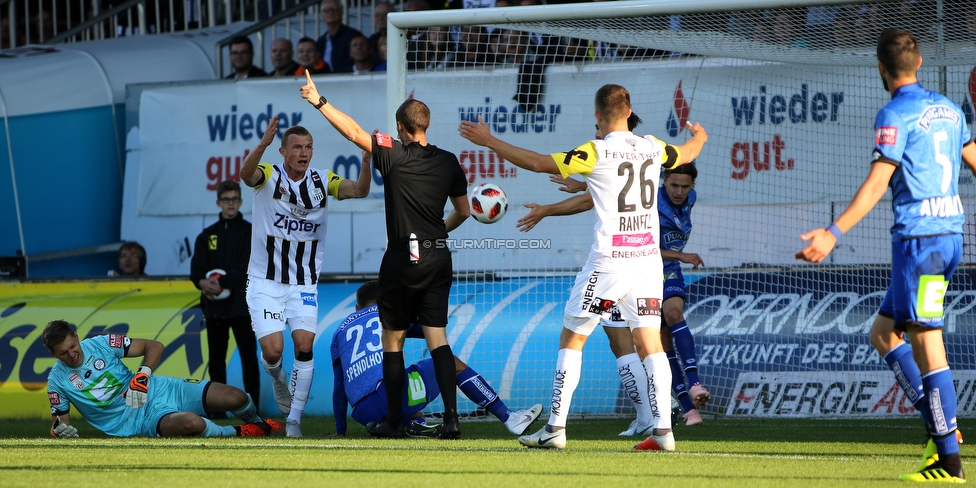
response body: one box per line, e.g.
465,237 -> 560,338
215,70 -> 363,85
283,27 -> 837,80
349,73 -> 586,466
139,377 -> 210,437
880,234 -> 961,329
351,358 -> 440,425
663,269 -> 687,302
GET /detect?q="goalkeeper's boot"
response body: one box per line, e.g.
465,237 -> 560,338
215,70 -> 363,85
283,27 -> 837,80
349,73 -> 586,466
689,383 -> 711,408
899,457 -> 965,483
405,419 -> 442,438
236,422 -> 271,437
682,409 -> 703,426
918,431 -> 965,472
273,379 -> 292,416
634,430 -> 676,451
264,419 -> 285,435
505,404 -> 544,435
285,419 -> 302,438
518,426 -> 566,449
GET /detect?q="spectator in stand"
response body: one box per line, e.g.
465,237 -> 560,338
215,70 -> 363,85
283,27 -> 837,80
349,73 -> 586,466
493,29 -> 531,65
226,35 -> 267,80
315,0 -> 363,73
450,25 -> 493,68
404,0 -> 432,69
190,180 -> 261,414
350,34 -> 377,74
368,1 -> 395,64
805,6 -> 839,49
109,242 -> 147,277
558,37 -> 593,63
374,33 -> 388,71
1,17 -> 15,49
296,36 -> 332,75
269,38 -> 300,77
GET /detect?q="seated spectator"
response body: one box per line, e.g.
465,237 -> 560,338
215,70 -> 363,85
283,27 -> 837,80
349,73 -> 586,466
493,29 -> 531,65
368,1 -> 395,64
269,38 -> 300,77
350,34 -> 378,74
558,37 -> 593,63
109,241 -> 147,277
450,25 -> 494,68
315,0 -> 363,73
296,36 -> 332,75
226,35 -> 267,79
374,34 -> 388,71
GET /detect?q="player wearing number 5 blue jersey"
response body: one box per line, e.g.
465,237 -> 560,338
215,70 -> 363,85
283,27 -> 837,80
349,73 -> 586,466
43,320 -> 280,438
330,281 -> 543,437
459,84 -> 707,450
797,29 -> 976,483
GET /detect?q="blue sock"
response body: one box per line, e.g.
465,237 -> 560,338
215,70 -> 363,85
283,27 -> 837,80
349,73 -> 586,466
924,368 -> 960,456
199,418 -> 237,437
883,343 -> 932,428
457,367 -> 510,421
669,320 -> 701,385
668,351 -> 694,413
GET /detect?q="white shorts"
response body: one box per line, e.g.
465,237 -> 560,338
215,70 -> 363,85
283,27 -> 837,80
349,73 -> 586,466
563,266 -> 662,336
601,306 -> 628,329
246,276 -> 318,340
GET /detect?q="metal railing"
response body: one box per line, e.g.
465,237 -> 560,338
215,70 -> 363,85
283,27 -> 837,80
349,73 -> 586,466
1,0 -> 377,50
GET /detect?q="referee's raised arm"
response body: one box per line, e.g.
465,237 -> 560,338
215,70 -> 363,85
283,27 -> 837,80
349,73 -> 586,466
300,70 -> 372,152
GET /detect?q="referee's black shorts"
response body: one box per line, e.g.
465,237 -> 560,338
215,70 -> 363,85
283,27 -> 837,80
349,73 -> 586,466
377,244 -> 452,331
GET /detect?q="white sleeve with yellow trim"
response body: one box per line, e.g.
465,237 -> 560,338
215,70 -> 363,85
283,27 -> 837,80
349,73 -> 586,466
550,141 -> 599,179
644,135 -> 682,170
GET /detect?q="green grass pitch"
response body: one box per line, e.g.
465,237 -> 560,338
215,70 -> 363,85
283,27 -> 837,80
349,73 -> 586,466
1,416 -> 971,487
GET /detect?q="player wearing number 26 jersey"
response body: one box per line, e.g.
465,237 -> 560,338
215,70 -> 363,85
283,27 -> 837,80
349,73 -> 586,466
459,84 -> 707,450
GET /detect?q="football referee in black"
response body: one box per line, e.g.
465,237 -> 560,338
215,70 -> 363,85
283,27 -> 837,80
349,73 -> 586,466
301,71 -> 470,438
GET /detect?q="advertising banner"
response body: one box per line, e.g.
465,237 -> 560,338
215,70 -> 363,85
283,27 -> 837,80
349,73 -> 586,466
2,268 -> 973,420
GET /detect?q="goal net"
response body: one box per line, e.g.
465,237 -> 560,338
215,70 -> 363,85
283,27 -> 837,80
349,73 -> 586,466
385,0 -> 976,420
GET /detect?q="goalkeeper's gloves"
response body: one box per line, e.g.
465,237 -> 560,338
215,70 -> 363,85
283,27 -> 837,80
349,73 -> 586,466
51,417 -> 79,438
125,365 -> 152,409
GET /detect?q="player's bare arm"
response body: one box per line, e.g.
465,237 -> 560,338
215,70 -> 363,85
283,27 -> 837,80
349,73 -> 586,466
240,114 -> 279,186
962,142 -> 976,177
517,192 -> 593,233
662,250 -> 704,269
458,115 -> 559,174
796,161 -> 895,262
674,122 -> 708,166
336,150 -> 372,200
124,338 -> 165,371
301,70 -> 372,152
444,194 -> 470,232
550,175 -> 588,193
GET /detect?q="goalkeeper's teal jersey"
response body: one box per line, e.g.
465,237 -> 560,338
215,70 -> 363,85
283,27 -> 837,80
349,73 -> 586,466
47,334 -> 138,436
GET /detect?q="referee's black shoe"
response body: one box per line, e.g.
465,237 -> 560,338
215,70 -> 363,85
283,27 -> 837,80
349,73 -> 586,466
439,411 -> 461,440
366,420 -> 405,438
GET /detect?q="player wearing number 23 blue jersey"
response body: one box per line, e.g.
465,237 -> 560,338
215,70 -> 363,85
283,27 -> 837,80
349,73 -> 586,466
797,29 -> 976,482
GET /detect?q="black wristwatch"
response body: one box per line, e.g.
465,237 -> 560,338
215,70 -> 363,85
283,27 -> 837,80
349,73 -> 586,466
313,96 -> 327,109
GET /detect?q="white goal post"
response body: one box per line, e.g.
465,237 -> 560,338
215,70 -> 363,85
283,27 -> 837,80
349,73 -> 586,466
379,0 -> 976,420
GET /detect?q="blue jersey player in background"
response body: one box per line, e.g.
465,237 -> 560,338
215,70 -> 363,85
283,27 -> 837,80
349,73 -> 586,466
797,28 -> 976,483
44,319 -> 282,438
656,163 -> 709,426
331,281 -> 542,438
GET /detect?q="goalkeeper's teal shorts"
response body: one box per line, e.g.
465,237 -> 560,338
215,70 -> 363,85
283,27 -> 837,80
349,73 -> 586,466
132,376 -> 210,437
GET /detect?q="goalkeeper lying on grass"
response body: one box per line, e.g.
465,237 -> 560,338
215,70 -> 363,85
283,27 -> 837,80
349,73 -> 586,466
44,319 -> 282,438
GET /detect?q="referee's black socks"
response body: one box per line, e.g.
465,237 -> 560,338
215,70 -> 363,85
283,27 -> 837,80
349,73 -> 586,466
382,351 -> 405,428
431,345 -> 458,417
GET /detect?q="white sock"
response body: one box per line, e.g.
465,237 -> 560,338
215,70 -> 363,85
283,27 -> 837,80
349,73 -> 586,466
261,356 -> 287,383
642,352 -> 673,430
287,358 -> 314,423
617,352 -> 652,426
547,348 -> 582,428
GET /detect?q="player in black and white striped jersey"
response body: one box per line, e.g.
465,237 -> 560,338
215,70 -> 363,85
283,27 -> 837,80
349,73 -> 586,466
240,115 -> 371,437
